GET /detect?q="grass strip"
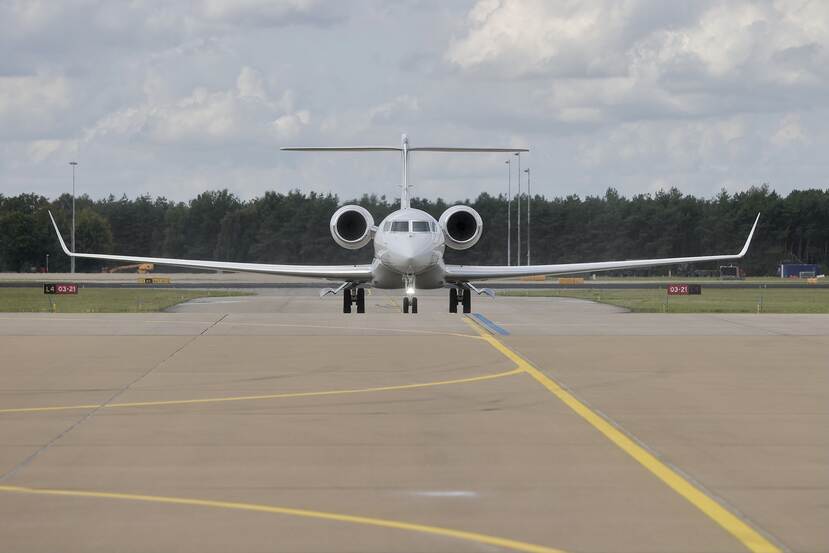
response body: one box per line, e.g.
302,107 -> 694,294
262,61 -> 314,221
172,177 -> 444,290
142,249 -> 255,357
0,288 -> 252,313
500,287 -> 829,313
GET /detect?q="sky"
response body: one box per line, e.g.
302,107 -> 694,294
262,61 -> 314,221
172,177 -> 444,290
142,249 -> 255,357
1,0 -> 827,204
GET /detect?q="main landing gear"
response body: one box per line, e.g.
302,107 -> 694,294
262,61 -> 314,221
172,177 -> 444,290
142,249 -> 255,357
402,296 -> 418,314
342,287 -> 365,314
449,288 -> 471,313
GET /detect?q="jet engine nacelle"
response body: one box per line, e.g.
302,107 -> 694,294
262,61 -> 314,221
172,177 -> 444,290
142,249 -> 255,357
330,205 -> 375,249
439,205 -> 483,250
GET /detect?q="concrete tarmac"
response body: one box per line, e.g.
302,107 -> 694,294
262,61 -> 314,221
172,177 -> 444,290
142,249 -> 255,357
0,290 -> 826,553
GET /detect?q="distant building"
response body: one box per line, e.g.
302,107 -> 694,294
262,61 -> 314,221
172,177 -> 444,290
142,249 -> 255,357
719,265 -> 743,280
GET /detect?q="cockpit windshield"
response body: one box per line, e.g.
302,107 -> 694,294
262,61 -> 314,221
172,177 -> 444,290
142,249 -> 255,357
390,221 -> 409,232
412,221 -> 431,232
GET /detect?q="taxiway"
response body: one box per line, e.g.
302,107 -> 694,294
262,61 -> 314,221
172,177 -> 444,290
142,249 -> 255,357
0,290 -> 826,552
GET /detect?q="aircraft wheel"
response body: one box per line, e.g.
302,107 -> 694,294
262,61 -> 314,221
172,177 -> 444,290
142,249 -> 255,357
411,297 -> 418,314
356,288 -> 366,313
343,289 -> 352,313
449,289 -> 458,313
403,296 -> 410,313
462,289 -> 472,313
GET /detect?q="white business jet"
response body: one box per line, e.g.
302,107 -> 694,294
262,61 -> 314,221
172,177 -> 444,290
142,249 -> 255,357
49,134 -> 759,314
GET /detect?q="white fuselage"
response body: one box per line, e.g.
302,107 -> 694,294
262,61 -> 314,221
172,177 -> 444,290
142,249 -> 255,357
370,208 -> 447,290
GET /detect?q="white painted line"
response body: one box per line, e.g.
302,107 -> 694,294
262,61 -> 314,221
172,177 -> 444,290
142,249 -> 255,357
409,490 -> 479,498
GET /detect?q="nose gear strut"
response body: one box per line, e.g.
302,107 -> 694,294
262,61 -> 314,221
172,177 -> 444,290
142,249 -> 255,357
402,274 -> 418,314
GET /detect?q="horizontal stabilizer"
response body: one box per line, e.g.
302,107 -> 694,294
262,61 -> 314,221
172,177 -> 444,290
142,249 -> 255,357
281,135 -> 530,209
281,146 -> 529,153
281,147 -> 402,151
410,147 -> 528,153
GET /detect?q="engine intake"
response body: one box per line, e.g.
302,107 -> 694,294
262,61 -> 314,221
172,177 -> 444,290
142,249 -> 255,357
330,205 -> 375,249
439,205 -> 482,250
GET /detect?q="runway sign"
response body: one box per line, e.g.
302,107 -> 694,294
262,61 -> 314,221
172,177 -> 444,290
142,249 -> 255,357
43,283 -> 78,295
668,284 -> 702,295
140,277 -> 171,284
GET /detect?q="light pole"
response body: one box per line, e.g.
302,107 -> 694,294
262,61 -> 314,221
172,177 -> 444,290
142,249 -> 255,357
514,152 -> 521,266
46,253 -> 49,273
505,159 -> 511,266
69,161 -> 78,273
524,167 -> 531,265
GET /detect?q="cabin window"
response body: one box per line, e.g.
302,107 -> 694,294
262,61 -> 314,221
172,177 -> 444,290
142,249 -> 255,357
412,221 -> 430,232
390,220 -> 409,232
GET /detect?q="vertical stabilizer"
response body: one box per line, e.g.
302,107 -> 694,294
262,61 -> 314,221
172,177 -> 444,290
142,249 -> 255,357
400,134 -> 410,209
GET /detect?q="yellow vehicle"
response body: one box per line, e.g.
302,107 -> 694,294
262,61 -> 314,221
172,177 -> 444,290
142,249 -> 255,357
108,263 -> 154,274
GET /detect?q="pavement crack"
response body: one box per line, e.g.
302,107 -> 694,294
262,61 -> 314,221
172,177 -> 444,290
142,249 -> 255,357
0,314 -> 226,484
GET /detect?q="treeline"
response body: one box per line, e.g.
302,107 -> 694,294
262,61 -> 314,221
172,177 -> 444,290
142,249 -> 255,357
1,186 -> 827,275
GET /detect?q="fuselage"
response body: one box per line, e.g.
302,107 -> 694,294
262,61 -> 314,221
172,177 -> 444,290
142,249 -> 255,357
370,208 -> 447,290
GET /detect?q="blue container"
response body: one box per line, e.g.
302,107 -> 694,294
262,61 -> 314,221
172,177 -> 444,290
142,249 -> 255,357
779,264 -> 819,278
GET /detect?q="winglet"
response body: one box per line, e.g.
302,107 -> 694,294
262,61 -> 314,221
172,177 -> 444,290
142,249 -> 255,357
48,211 -> 74,256
737,213 -> 761,257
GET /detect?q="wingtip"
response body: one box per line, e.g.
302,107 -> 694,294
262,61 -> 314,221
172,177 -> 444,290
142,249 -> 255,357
48,211 -> 73,256
738,212 -> 761,257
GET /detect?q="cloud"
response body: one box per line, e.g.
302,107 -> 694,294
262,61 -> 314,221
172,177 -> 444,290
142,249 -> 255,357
0,74 -> 72,139
369,95 -> 420,124
448,0 -> 829,124
0,1 -> 827,204
81,66 -> 310,147
200,0 -> 346,27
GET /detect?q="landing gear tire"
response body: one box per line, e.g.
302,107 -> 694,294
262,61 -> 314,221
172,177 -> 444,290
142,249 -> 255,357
343,289 -> 352,313
411,297 -> 418,314
449,289 -> 458,313
356,288 -> 365,313
462,289 -> 472,313
403,296 -> 410,313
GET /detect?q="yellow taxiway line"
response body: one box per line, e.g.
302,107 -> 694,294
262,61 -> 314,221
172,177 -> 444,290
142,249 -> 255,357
463,317 -> 782,553
0,368 -> 523,415
0,485 -> 566,553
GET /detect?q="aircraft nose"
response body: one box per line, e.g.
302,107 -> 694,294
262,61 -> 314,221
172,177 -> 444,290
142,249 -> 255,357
388,236 -> 432,272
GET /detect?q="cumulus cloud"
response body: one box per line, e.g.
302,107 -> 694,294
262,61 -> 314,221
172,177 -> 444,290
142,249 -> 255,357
0,74 -> 72,139
200,0 -> 345,27
0,1 -> 826,202
82,66 -> 310,146
448,0 -> 829,122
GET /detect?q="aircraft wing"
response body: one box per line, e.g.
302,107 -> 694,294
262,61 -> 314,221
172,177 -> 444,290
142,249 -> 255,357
48,212 -> 372,280
445,213 -> 760,281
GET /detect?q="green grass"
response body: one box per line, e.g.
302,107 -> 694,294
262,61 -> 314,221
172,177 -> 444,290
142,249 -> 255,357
0,288 -> 253,313
545,276 -> 817,284
500,287 -> 829,313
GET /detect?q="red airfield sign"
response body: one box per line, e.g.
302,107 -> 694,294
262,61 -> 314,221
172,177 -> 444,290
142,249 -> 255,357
667,283 -> 701,295
43,283 -> 78,295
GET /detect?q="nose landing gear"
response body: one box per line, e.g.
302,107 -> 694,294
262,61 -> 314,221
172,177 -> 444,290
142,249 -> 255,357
449,288 -> 471,313
402,274 -> 418,314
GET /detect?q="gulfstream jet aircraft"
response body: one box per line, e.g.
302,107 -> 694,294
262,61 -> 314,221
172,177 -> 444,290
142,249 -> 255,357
49,134 -> 760,314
